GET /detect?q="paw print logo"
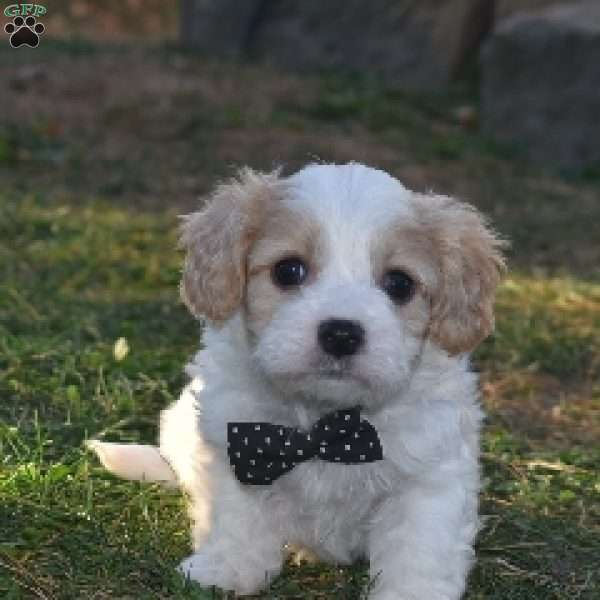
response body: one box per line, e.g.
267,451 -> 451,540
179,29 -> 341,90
5,15 -> 45,48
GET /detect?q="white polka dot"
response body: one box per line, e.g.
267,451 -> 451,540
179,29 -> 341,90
265,476 -> 271,481
250,459 -> 256,466
354,432 -> 359,439
345,414 -> 351,421
369,442 -> 374,448
360,454 -> 365,461
227,442 -> 231,448
339,429 -> 346,434
345,444 -> 351,451
247,472 -> 253,478
267,462 -> 273,469
320,440 -> 328,446
279,428 -> 284,436
284,440 -> 291,446
282,462 -> 287,468
324,425 -> 330,431
243,437 -> 248,446
306,433 -> 311,441
254,425 -> 261,431
280,450 -> 285,456
232,426 -> 238,433
320,447 -> 326,454
334,456 -> 341,461
265,436 -> 271,444
297,449 -> 303,456
257,448 -> 263,454
235,451 -> 240,458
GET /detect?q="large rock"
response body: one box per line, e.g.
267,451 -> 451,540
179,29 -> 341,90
252,0 -> 494,88
180,0 -> 494,89
481,1 -> 600,168
180,0 -> 264,56
496,0 -> 576,20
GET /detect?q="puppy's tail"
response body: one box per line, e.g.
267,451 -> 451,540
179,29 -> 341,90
86,440 -> 178,487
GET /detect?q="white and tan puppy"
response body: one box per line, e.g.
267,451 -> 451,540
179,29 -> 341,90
90,163 -> 505,600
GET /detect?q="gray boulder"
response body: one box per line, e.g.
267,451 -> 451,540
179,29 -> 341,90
251,0 -> 493,88
180,0 -> 264,56
481,1 -> 600,168
180,0 -> 494,90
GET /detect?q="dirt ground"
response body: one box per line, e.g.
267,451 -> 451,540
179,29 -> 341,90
2,48 -> 488,211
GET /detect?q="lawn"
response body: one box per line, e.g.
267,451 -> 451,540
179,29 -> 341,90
1,39 -> 599,599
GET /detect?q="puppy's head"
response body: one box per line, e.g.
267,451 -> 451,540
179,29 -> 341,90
181,164 -> 505,406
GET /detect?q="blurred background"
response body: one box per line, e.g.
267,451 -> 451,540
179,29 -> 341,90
2,0 -> 599,224
1,1 -> 599,599
2,0 -> 599,269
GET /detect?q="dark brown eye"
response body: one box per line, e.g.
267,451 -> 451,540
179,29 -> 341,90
382,270 -> 415,304
272,257 -> 308,288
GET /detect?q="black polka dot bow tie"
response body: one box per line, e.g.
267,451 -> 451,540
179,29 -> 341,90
227,406 -> 383,485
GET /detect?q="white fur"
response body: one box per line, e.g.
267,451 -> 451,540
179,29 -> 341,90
92,163 -> 491,600
87,440 -> 177,486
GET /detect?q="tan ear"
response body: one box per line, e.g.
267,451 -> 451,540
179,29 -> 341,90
179,168 -> 280,322
417,195 -> 506,355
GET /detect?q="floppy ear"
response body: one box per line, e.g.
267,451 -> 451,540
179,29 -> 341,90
180,168 -> 280,323
417,195 -> 506,355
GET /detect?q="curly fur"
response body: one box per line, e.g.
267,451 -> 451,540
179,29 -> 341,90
91,163 -> 505,600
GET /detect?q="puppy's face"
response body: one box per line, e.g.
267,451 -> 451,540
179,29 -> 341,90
181,164 -> 504,407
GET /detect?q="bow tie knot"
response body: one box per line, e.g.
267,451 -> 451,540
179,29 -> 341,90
227,406 -> 383,485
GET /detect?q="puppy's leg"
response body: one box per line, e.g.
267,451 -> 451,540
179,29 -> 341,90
87,380 -> 202,488
179,465 -> 284,596
87,440 -> 177,486
367,477 -> 478,600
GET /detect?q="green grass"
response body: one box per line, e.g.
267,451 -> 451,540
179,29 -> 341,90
483,277 -> 600,380
1,41 -> 599,599
1,187 -> 599,600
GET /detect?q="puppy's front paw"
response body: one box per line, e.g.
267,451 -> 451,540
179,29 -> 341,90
178,550 -> 276,596
178,553 -> 239,593
368,580 -> 461,600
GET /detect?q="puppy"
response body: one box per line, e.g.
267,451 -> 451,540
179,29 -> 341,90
90,163 -> 505,600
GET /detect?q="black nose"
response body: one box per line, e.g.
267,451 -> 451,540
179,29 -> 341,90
317,319 -> 365,358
